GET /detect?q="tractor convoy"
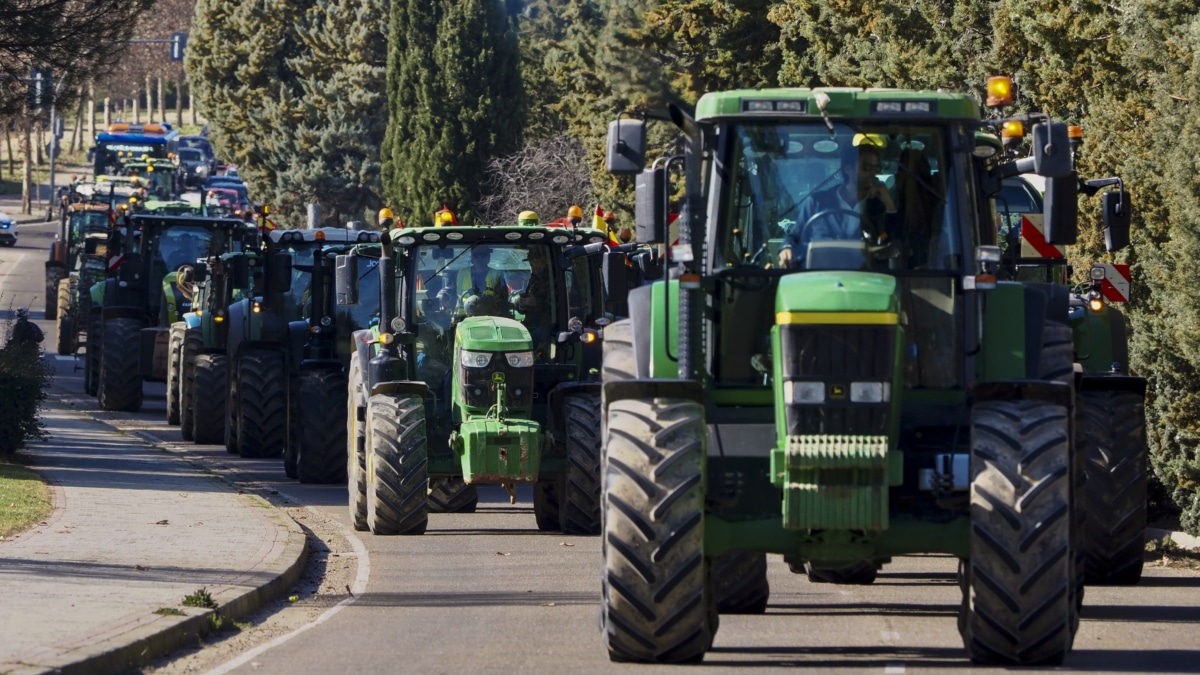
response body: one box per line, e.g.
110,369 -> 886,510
49,77 -> 1149,669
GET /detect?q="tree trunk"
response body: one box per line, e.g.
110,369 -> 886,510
175,78 -> 183,127
6,121 -> 14,176
89,82 -> 96,143
145,74 -> 152,122
189,81 -> 197,126
132,95 -> 138,124
103,97 -> 110,128
34,120 -> 43,166
22,120 -> 32,214
70,85 -> 84,152
157,77 -> 164,123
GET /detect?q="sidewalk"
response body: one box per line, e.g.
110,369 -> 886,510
0,398 -> 307,675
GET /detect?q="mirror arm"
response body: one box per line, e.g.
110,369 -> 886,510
996,156 -> 1036,179
1081,176 -> 1123,197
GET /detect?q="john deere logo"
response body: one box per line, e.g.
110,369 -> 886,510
491,371 -> 505,383
830,385 -> 846,400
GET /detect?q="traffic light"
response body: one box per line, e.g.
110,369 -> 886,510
170,33 -> 188,62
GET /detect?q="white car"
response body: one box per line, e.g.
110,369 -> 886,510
0,213 -> 16,247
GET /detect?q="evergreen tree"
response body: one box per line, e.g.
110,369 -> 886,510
382,0 -> 525,225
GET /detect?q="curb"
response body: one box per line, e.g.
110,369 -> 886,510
1147,527 -> 1200,552
25,394 -> 310,675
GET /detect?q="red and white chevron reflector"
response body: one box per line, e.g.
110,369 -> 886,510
1098,263 -> 1131,303
1019,213 -> 1065,259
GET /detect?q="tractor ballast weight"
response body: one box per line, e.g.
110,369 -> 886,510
596,88 -> 1111,666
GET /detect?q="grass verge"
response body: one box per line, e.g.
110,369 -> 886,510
0,458 -> 51,538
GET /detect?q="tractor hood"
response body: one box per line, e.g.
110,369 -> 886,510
455,315 -> 531,352
776,271 -> 899,316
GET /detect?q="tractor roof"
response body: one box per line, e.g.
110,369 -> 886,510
694,88 -> 982,123
270,227 -> 382,245
391,224 -> 610,248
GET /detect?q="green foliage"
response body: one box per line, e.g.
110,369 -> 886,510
0,322 -> 50,456
182,587 -> 217,609
382,0 -> 525,225
186,0 -> 388,226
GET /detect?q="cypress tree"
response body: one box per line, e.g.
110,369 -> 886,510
382,0 -> 525,225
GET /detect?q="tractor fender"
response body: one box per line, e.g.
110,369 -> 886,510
968,379 -> 1072,408
625,285 -> 653,379
603,378 -> 705,410
101,306 -> 145,322
1078,373 -> 1146,397
45,259 -> 67,276
226,298 -> 249,359
287,320 -> 308,374
350,329 -> 374,410
369,380 -> 428,399
546,381 -> 602,441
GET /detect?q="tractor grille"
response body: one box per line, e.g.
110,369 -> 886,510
460,355 -> 535,410
779,324 -> 896,436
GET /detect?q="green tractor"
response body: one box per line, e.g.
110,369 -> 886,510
596,86 -> 1132,665
48,203 -> 113,356
995,137 -> 1147,587
87,213 -> 244,411
335,214 -> 619,535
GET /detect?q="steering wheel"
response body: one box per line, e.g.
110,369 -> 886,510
795,208 -> 865,260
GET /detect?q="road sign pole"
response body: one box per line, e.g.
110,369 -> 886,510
48,104 -> 56,219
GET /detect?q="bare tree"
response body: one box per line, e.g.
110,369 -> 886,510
476,135 -> 596,226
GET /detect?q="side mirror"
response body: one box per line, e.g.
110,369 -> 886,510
193,261 -> 208,284
1043,173 -> 1078,246
635,167 -> 666,244
1031,122 -> 1072,178
335,254 -> 359,306
267,252 -> 292,293
1102,190 -> 1132,252
606,118 -> 647,175
602,250 -> 631,302
231,254 -> 251,289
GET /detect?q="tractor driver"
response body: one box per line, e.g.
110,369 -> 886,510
450,245 -> 509,317
515,249 -> 553,347
779,141 -> 895,269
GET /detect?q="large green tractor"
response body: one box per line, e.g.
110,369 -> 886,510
596,86 -> 1132,665
995,136 -> 1147,587
87,213 -> 243,411
335,215 -> 618,535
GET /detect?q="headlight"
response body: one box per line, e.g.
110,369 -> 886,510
460,350 -> 493,368
850,382 -> 889,403
786,382 -> 824,404
505,351 -> 534,368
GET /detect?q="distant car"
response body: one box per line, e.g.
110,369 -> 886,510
205,187 -> 252,220
175,148 -> 210,189
0,213 -> 18,246
178,135 -> 221,173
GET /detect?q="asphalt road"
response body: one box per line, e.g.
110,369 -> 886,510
3,218 -> 1199,674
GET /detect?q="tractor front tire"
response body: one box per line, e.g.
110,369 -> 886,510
804,560 -> 878,585
180,328 -> 202,441
713,551 -> 770,614
192,354 -> 227,444
236,350 -> 287,458
561,393 -> 601,535
165,324 -> 185,425
296,369 -> 349,484
601,397 -> 712,663
98,318 -> 143,412
346,360 -> 368,530
962,399 -> 1074,666
1081,389 -> 1147,585
54,278 -> 76,356
365,393 -> 429,535
533,479 -> 560,531
428,477 -> 478,513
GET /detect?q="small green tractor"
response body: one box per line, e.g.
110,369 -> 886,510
596,85 -> 1133,665
335,215 -> 620,535
87,213 -> 245,411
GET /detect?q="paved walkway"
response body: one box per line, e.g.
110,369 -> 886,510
0,398 -> 306,675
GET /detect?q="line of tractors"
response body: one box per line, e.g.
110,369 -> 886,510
44,76 -> 1149,668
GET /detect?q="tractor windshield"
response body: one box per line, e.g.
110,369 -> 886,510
720,122 -> 961,272
148,225 -> 217,276
414,242 -> 558,342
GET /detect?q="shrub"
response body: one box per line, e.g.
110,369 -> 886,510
0,316 -> 51,455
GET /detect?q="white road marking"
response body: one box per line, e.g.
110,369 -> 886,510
0,252 -> 30,281
203,493 -> 371,675
880,630 -> 900,642
884,663 -> 905,674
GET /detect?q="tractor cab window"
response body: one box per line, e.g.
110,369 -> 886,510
565,256 -> 598,325
721,122 -> 960,272
152,226 -> 216,275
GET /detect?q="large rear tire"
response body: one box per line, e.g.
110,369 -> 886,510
428,477 -> 478,513
602,397 -> 711,663
296,369 -> 349,484
84,311 -> 101,396
235,350 -> 287,458
561,393 -> 601,535
961,399 -> 1073,666
45,269 -> 63,320
365,393 -> 429,535
1081,389 -> 1147,585
54,278 -> 76,356
165,324 -> 184,425
346,359 -> 368,530
180,328 -> 201,441
712,551 -> 770,614
192,354 -> 227,444
98,317 -> 143,412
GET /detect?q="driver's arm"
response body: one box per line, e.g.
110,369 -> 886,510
780,197 -> 817,268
